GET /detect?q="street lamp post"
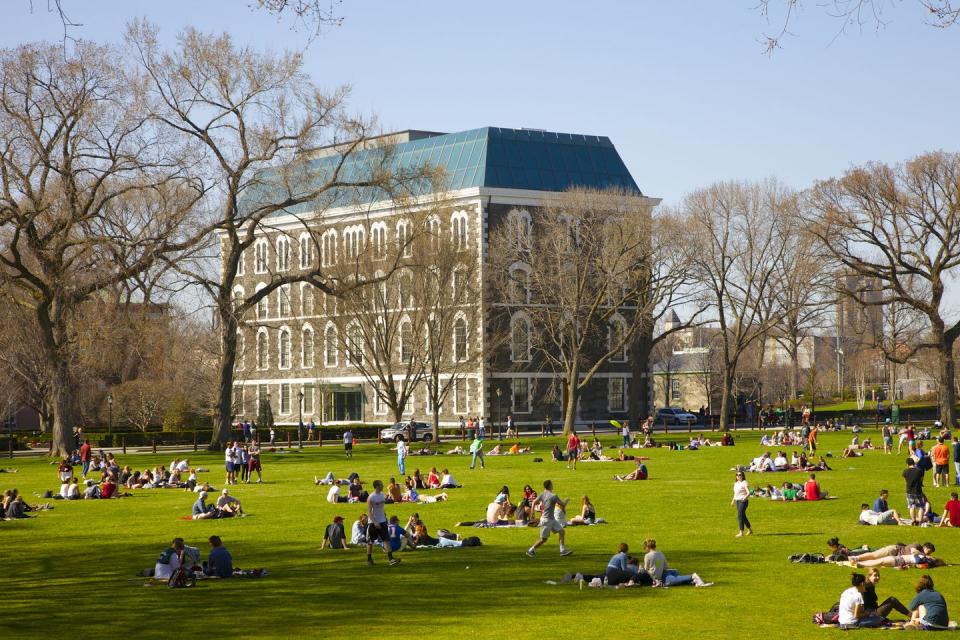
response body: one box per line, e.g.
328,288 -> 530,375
297,390 -> 304,449
107,393 -> 113,439
495,387 -> 502,440
837,348 -> 844,401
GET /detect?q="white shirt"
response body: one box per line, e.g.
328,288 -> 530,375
441,474 -> 455,486
732,480 -> 750,501
224,447 -> 233,462
397,440 -> 407,457
154,552 -> 181,581
773,455 -> 788,468
326,485 -> 340,504
838,586 -> 864,625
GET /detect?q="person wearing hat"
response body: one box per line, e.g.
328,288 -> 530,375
191,491 -> 216,520
82,478 -> 101,500
321,515 -> 348,550
216,488 -> 244,517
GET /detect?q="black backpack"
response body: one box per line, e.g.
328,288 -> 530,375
461,536 -> 481,547
917,455 -> 933,471
167,567 -> 196,589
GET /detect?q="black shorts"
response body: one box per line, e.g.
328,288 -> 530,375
366,521 -> 388,542
934,464 -> 947,474
345,443 -> 353,451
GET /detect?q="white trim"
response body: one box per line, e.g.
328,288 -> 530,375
279,382 -> 292,415
324,323 -> 338,368
452,312 -> 469,362
298,232 -> 314,270
509,310 -> 532,363
300,282 -> 315,316
276,235 -> 291,272
511,376 -> 532,414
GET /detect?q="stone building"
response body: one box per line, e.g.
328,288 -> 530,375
229,127 -> 657,427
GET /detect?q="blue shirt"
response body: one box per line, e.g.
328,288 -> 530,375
387,524 -> 406,552
873,497 -> 888,512
192,497 -> 208,516
205,546 -> 233,578
607,551 -> 629,571
908,589 -> 949,627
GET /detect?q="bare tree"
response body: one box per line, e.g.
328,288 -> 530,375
127,24 -> 434,449
685,180 -> 791,431
489,188 -> 690,435
756,0 -> 959,53
0,41 -> 203,456
807,151 -> 960,427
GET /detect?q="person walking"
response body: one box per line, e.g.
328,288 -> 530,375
343,428 -> 354,458
396,436 -> 408,476
366,479 -> 401,566
527,479 -> 573,557
469,435 -> 485,470
621,421 -> 631,448
566,430 -> 581,470
732,470 -> 753,537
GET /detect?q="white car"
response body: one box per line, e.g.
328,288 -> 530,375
655,407 -> 698,425
379,422 -> 433,442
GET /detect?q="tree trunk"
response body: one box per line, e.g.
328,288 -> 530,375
432,403 -> 440,443
211,311 -> 239,451
629,329 -> 652,427
789,338 -> 799,401
563,366 -> 580,435
49,358 -> 74,457
938,344 -> 957,429
719,366 -> 734,432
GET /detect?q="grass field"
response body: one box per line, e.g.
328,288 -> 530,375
1,431 -> 957,639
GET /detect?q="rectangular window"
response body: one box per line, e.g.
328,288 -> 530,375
278,285 -> 291,317
670,378 -> 681,401
237,249 -> 245,276
280,383 -> 291,415
609,377 -> 626,412
374,382 -> 387,415
257,384 -> 269,410
453,378 -> 468,415
232,384 -> 244,417
302,285 -> 314,316
512,377 -> 531,414
303,384 -> 315,415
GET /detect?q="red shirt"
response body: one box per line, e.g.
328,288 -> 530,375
567,435 -> 580,451
804,480 -> 820,501
79,443 -> 91,461
101,482 -> 116,499
944,499 -> 960,526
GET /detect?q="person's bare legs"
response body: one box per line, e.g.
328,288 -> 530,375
853,545 -> 898,562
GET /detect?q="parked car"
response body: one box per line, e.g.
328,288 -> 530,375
655,407 -> 698,425
379,421 -> 434,442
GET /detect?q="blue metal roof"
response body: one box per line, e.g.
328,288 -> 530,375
247,127 -> 641,216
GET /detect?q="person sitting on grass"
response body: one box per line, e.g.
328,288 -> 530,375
837,572 -> 885,629
82,479 -> 101,500
192,491 -> 217,520
803,473 -> 826,500
351,514 -> 368,545
327,483 -> 347,504
321,516 -> 348,550
445,446 -> 464,455
560,544 -> 652,588
59,477 -> 80,500
858,503 -> 906,526
904,574 -> 950,631
427,467 -> 441,489
494,486 -> 514,520
439,469 -> 460,489
386,478 -> 402,504
387,515 -> 414,552
567,496 -> 597,526
862,568 -> 911,621
551,445 -> 564,462
203,535 -> 233,578
348,477 -> 367,503
412,469 -> 426,490
216,489 -> 244,517
939,492 -> 960,527
488,444 -> 503,455
615,459 -> 648,481
154,538 -> 186,581
642,538 -> 711,587
842,444 -> 864,458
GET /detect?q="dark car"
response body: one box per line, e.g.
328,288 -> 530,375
379,421 -> 433,442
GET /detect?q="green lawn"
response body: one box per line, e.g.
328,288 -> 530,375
1,432 -> 957,639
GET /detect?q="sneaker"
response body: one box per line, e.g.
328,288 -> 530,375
692,573 -> 705,587
559,549 -> 573,557
746,529 -> 753,536
367,559 -> 374,566
735,532 -> 743,537
526,549 -> 536,557
389,558 -> 402,567
560,573 -> 574,585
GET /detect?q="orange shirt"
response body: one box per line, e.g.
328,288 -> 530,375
931,443 -> 950,466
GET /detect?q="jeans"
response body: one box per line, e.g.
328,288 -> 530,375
398,454 -> 406,475
622,435 -> 630,447
663,569 -> 693,586
470,451 -> 484,469
604,567 -> 634,586
955,461 -> 959,484
81,461 -> 90,476
736,499 -> 751,531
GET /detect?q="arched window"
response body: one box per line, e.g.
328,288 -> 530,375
428,215 -> 441,252
398,271 -> 414,308
344,225 -> 366,259
254,239 -> 269,274
347,323 -> 364,366
608,316 -> 629,362
256,330 -> 269,370
321,230 -> 337,267
278,284 -> 291,317
396,220 -> 411,257
324,324 -> 338,367
255,283 -> 268,320
371,222 -> 387,260
278,328 -> 292,369
232,286 -> 245,315
453,315 -> 468,362
452,267 -> 466,303
276,236 -> 291,272
508,263 -> 531,304
236,248 -> 245,276
507,208 -> 532,252
301,284 -> 314,316
301,326 -> 315,368
451,210 -> 469,251
510,313 -> 531,362
299,233 -> 315,269
399,319 -> 413,364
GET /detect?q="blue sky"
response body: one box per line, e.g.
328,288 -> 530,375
4,1 -> 958,206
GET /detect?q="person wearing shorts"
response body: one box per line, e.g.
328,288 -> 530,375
224,440 -> 235,485
902,457 -> 925,524
366,480 -> 401,567
247,443 -> 262,483
930,437 -> 950,488
527,479 -> 573,557
343,429 -> 354,458
566,432 -> 580,470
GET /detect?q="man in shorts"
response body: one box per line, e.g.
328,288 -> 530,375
526,479 -> 573,557
566,431 -> 580,470
343,428 -> 354,458
930,437 -> 950,488
366,479 -> 401,567
902,457 -> 926,524
224,440 -> 235,486
247,442 -> 262,483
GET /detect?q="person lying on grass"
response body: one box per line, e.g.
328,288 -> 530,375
859,503 -> 907,526
400,486 -> 448,503
827,537 -> 870,560
850,551 -> 944,570
850,542 -> 935,563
